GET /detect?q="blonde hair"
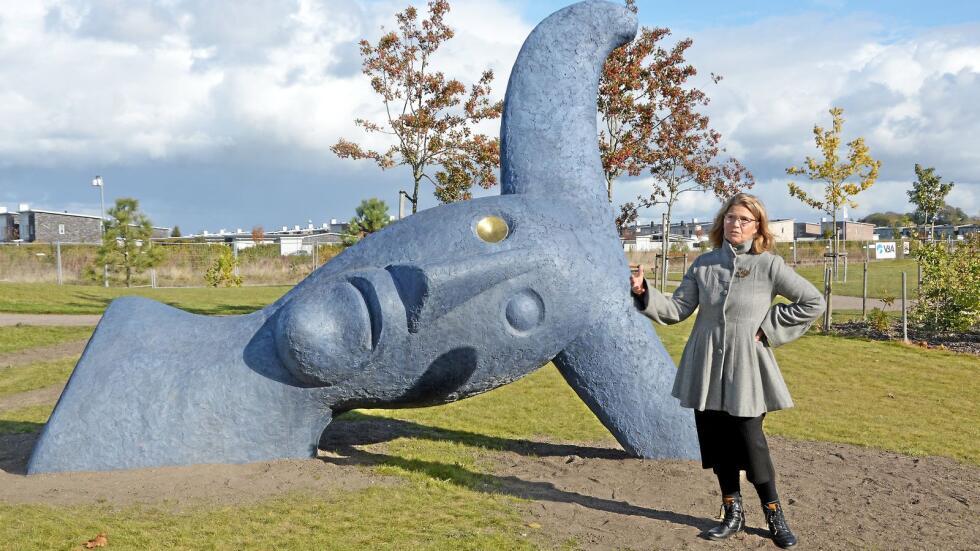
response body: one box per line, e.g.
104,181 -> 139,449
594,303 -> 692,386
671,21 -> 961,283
708,193 -> 775,253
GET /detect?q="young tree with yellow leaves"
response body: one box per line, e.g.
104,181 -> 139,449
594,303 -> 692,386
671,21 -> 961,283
786,107 -> 880,277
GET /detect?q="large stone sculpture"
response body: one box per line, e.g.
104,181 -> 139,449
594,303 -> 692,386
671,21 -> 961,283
28,0 -> 699,474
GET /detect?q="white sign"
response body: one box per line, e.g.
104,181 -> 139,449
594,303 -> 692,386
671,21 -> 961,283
902,241 -> 910,255
875,242 -> 896,259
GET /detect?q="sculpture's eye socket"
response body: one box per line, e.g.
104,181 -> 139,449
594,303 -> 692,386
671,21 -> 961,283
476,216 -> 509,243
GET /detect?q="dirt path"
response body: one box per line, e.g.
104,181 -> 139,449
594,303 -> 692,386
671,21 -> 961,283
2,417 -> 975,549
0,313 -> 101,327
0,339 -> 87,370
831,294 -> 910,311
0,383 -> 65,413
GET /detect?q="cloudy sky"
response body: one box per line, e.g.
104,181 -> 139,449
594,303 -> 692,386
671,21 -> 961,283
1,0 -> 977,234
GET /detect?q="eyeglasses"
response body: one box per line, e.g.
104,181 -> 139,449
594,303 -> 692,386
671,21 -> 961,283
724,214 -> 757,227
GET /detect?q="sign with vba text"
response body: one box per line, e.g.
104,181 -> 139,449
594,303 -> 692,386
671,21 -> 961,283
875,242 -> 897,259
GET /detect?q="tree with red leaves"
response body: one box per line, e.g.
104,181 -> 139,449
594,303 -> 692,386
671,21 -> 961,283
332,0 -> 502,214
599,1 -> 753,289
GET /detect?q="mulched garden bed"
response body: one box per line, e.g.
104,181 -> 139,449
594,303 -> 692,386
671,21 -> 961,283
830,320 -> 980,356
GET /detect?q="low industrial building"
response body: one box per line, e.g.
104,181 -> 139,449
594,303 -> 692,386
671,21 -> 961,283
769,219 -> 794,242
172,220 -> 352,256
0,205 -> 170,244
794,220 -> 873,241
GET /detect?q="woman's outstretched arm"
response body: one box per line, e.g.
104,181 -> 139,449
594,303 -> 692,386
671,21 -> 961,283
632,263 -> 700,325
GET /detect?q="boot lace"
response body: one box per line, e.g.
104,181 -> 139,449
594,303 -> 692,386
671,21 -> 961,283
767,505 -> 789,533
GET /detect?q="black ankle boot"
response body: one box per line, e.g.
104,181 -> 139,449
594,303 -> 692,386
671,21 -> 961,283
706,494 -> 744,540
763,501 -> 798,548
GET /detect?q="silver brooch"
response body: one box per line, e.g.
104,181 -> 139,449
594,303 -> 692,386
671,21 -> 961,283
735,268 -> 751,278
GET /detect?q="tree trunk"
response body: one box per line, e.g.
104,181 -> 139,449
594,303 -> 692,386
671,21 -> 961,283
661,201 -> 674,293
832,208 -> 839,281
412,171 -> 422,214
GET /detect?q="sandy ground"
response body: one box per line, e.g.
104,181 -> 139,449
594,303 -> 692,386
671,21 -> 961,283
2,415 -> 976,550
0,313 -> 101,327
0,339 -> 88,369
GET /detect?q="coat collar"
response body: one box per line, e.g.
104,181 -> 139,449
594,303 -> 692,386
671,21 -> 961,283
724,239 -> 753,256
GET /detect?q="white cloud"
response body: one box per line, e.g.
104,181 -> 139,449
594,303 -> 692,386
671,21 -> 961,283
2,2 -> 977,225
671,14 -> 979,218
0,0 -> 525,167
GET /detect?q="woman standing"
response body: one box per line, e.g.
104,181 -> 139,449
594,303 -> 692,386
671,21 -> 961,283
630,193 -> 824,548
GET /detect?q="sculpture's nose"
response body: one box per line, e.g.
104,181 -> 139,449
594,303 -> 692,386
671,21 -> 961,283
274,280 -> 374,387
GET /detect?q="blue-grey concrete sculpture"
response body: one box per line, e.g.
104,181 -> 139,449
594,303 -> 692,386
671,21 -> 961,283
28,0 -> 699,474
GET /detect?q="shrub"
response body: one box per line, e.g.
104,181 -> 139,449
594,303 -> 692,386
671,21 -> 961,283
867,308 -> 891,333
909,234 -> 979,332
204,246 -> 243,288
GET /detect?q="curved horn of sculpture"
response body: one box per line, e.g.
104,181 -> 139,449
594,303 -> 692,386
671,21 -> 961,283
501,0 -> 637,208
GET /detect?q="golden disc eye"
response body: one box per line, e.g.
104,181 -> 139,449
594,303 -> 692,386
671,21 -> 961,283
476,216 -> 509,243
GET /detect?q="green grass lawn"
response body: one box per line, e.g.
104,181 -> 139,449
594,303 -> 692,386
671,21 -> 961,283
0,311 -> 976,549
655,319 -> 979,465
0,325 -> 94,355
0,485 -> 532,550
0,357 -> 78,399
0,404 -> 53,434
0,283 -> 291,315
794,258 -> 920,299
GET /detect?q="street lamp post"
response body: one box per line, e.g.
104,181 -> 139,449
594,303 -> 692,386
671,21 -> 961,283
92,175 -> 108,287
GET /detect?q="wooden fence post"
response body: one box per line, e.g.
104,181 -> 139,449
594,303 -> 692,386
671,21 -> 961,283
862,261 -> 868,320
902,271 -> 908,343
823,268 -> 832,333
55,242 -> 63,285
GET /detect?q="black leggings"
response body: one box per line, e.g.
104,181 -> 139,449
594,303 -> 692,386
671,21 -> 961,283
694,409 -> 780,504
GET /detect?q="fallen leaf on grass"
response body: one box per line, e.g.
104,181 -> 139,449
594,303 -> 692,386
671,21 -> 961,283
84,533 -> 108,548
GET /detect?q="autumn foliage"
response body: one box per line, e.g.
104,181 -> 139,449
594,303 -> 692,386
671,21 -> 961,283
599,1 -> 752,237
332,0 -> 502,213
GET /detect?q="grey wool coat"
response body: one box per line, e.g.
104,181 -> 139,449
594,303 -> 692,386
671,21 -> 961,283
635,240 -> 826,417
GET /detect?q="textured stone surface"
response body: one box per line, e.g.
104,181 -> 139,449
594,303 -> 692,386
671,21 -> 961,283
28,0 -> 698,474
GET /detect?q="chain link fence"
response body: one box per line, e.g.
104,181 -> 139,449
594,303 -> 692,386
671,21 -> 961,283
0,242 -> 344,287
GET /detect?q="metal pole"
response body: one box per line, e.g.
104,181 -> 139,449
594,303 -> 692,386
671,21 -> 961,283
792,239 -> 797,264
862,261 -> 868,320
56,241 -> 63,285
843,254 -> 847,283
94,176 -> 109,288
660,213 -> 669,293
901,272 -> 908,343
682,253 -> 688,277
398,191 -> 406,220
101,180 -> 107,287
